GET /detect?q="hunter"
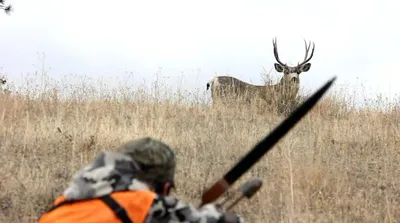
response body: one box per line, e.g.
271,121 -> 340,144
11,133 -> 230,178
38,137 -> 243,223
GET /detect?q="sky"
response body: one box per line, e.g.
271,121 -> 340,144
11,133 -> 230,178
0,0 -> 399,105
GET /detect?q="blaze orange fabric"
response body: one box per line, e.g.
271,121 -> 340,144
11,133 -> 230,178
38,190 -> 156,223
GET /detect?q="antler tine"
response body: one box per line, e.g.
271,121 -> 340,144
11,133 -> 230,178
298,40 -> 315,66
303,39 -> 311,61
272,37 -> 285,65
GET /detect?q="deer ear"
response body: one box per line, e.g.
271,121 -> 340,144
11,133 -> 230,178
274,63 -> 284,72
300,63 -> 311,72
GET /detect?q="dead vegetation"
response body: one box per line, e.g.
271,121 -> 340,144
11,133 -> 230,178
0,73 -> 399,223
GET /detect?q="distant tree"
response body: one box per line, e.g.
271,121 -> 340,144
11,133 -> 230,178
0,0 -> 12,14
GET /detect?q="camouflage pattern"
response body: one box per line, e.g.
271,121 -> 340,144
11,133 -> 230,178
117,137 -> 176,184
145,194 -> 244,223
63,150 -> 141,201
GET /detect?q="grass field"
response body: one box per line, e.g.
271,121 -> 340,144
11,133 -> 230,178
1,72 -> 399,223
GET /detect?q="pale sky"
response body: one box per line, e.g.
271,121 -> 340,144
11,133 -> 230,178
0,0 -> 399,105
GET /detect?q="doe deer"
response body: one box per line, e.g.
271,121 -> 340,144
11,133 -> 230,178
206,37 -> 315,109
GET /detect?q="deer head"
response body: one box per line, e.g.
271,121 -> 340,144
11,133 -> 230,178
272,37 -> 315,86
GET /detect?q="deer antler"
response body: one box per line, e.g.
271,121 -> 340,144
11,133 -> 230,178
298,39 -> 315,66
272,37 -> 285,66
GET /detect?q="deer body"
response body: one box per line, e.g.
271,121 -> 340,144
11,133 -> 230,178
206,75 -> 299,107
207,76 -> 279,106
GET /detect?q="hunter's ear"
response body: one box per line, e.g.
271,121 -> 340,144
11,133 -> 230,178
274,63 -> 284,72
162,181 -> 174,195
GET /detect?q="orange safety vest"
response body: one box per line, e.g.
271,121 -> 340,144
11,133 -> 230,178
37,190 -> 156,223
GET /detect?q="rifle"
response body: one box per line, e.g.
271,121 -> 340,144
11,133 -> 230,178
200,76 -> 336,207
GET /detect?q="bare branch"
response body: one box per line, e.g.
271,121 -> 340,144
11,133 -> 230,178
0,0 -> 13,15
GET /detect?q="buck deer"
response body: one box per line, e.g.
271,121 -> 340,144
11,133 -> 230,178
206,37 -> 315,108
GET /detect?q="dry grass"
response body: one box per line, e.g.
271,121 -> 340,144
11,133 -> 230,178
1,72 -> 400,223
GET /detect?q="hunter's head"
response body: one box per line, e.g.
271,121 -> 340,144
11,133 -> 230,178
118,137 -> 176,195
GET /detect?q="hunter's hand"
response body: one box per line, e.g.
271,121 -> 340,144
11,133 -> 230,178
212,203 -> 243,222
221,212 -> 243,223
200,203 -> 243,222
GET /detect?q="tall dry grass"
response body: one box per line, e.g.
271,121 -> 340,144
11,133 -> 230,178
1,71 -> 400,223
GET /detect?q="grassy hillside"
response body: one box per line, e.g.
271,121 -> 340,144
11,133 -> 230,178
1,73 -> 399,223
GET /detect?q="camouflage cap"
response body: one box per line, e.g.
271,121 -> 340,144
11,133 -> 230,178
117,137 -> 176,184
